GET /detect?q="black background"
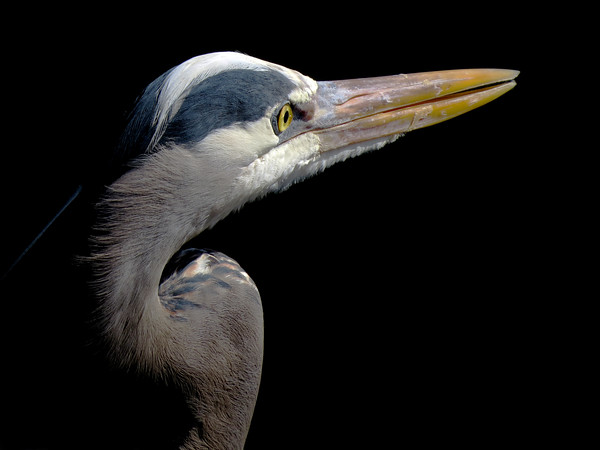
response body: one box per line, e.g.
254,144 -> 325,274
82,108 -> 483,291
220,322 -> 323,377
1,6 -> 559,449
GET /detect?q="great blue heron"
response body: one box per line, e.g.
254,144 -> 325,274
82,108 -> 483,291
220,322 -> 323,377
2,52 -> 517,449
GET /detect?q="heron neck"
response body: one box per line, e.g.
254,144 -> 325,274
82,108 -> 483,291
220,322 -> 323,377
91,151 -> 212,373
90,148 -> 257,448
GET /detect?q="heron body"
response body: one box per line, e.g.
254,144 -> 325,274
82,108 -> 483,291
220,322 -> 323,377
5,52 -> 517,448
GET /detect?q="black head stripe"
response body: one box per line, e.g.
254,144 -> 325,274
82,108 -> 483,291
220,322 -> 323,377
161,69 -> 296,146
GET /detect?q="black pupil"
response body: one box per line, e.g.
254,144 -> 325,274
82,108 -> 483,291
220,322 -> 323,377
283,110 -> 289,123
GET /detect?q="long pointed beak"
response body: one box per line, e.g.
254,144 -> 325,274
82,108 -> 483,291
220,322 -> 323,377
304,69 -> 519,152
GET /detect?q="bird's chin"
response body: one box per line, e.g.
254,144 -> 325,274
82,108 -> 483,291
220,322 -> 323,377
273,132 -> 404,196
231,132 -> 321,201
315,133 -> 403,173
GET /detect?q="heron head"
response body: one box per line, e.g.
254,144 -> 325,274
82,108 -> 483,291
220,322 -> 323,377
118,52 -> 517,227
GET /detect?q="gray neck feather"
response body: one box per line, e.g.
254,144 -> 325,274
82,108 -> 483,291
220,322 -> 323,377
89,145 -> 263,449
90,146 -> 229,370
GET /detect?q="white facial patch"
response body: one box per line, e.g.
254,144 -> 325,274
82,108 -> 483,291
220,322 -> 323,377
196,117 -> 279,166
230,128 -> 402,209
231,132 -> 322,203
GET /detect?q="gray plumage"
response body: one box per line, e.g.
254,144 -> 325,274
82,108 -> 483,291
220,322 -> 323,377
83,52 -> 517,448
91,146 -> 264,448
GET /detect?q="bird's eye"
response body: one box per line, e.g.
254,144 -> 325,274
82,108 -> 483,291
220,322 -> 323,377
277,103 -> 293,133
